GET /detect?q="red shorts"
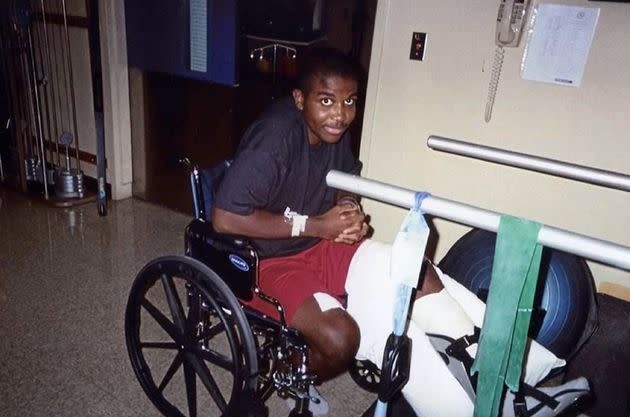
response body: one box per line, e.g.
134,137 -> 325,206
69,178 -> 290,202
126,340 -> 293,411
243,239 -> 362,325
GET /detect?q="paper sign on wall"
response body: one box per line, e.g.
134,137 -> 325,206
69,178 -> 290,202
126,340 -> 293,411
521,4 -> 600,87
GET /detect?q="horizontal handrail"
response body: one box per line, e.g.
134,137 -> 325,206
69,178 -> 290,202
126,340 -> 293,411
427,135 -> 630,192
326,170 -> 630,271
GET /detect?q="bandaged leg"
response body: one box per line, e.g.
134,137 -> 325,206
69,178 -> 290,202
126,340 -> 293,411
346,240 -> 577,417
423,268 -> 565,385
347,241 -> 474,417
403,321 -> 475,417
411,288 -> 478,355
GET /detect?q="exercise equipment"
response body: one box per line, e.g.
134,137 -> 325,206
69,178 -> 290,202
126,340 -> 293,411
60,0 -> 80,173
54,131 -> 84,199
326,170 -> 630,416
38,0 -> 65,174
438,228 -> 598,360
325,170 -> 630,270
373,194 -> 430,417
125,165 -> 617,417
20,4 -> 49,198
427,135 -> 630,193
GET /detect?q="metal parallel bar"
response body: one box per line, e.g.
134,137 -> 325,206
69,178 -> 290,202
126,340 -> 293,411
427,135 -> 630,192
326,170 -> 630,272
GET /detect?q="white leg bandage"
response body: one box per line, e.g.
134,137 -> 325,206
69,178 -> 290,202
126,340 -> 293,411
402,321 -> 475,417
345,239 -> 566,417
313,292 -> 343,312
346,240 -> 473,416
432,268 -> 565,385
411,289 -> 475,340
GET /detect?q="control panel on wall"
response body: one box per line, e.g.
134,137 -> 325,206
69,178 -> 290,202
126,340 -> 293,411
484,0 -> 531,122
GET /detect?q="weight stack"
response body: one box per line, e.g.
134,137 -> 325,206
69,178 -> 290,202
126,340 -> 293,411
25,157 -> 41,182
54,169 -> 85,199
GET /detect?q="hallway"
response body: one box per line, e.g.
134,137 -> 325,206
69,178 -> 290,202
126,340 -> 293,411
0,188 -> 373,417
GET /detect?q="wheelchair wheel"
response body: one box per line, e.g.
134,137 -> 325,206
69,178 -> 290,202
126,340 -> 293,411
125,255 -> 259,417
349,359 -> 381,394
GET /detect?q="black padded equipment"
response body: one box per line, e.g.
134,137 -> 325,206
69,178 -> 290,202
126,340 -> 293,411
438,228 -> 598,360
564,293 -> 630,417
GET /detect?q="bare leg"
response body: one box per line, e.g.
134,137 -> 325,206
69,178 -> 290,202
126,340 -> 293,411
291,296 -> 360,381
416,260 -> 444,299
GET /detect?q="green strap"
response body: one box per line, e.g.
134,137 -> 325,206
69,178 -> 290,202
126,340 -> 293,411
471,216 -> 543,417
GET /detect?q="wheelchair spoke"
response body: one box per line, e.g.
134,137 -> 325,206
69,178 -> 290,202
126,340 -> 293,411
195,321 -> 225,342
193,346 -> 233,371
141,298 -> 180,341
126,257 -> 260,417
161,273 -> 187,332
183,361 -> 197,417
158,351 -> 184,392
185,353 -> 228,412
140,341 -> 178,350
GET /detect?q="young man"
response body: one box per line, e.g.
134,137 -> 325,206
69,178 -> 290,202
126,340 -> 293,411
212,47 -> 589,417
212,47 -> 444,382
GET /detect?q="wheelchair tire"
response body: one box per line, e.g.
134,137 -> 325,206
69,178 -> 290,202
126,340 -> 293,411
349,359 -> 381,394
438,228 -> 598,360
125,255 -> 259,417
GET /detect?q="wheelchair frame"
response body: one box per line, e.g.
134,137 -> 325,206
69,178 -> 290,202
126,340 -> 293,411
124,162 -> 349,417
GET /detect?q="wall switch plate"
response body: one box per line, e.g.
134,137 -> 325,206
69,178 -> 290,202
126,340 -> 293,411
409,32 -> 427,61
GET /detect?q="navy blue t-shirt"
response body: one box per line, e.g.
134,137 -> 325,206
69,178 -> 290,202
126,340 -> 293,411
214,97 -> 360,258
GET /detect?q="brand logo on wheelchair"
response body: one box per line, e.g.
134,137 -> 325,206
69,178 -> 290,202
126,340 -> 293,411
229,254 -> 250,272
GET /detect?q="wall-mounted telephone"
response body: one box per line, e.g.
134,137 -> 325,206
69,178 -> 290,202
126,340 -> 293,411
484,0 -> 531,122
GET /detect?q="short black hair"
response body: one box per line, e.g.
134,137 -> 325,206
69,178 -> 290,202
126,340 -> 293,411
297,47 -> 362,93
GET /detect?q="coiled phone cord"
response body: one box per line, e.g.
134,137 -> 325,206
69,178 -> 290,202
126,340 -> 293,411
484,45 -> 505,123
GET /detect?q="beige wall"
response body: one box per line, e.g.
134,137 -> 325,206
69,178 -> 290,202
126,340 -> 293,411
361,0 -> 630,290
99,0 -> 132,200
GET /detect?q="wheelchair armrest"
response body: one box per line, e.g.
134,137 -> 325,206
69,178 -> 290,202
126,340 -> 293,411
209,229 -> 253,249
186,218 -> 254,249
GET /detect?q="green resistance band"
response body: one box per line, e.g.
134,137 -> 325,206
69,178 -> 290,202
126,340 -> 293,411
471,215 -> 543,417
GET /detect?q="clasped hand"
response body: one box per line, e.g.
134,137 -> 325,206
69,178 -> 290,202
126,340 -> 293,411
316,200 -> 369,244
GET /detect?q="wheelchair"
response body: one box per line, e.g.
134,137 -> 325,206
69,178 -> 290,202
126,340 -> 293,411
124,160 -> 596,417
124,160 -> 381,417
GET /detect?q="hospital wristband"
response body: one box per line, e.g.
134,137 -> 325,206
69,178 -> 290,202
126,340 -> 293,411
283,207 -> 309,237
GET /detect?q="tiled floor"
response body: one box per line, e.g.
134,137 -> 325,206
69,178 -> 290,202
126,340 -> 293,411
0,188 -> 596,417
0,188 -> 374,417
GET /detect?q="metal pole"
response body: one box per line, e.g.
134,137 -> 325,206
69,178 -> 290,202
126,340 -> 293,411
86,0 -> 107,216
27,23 -> 49,199
0,118 -> 5,181
39,0 -> 60,167
20,38 -> 37,161
50,10 -> 65,166
427,136 -> 630,192
61,0 -> 80,171
326,170 -> 630,271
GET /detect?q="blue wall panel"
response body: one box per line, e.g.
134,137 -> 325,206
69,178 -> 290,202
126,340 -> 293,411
125,0 -> 238,86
